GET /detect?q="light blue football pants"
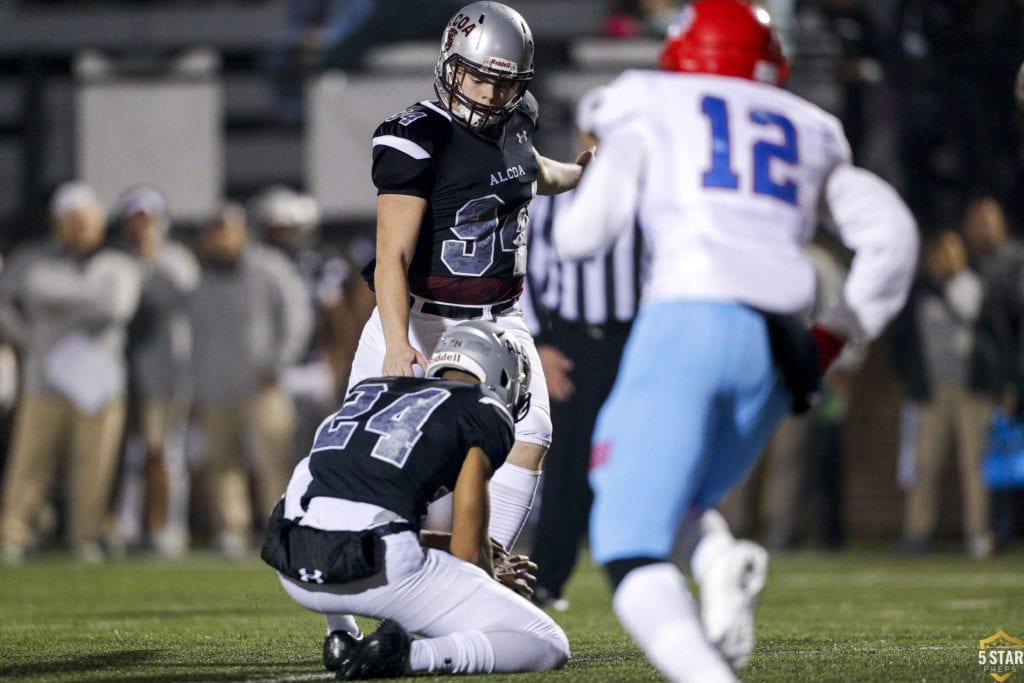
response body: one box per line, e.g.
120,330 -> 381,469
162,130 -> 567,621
589,300 -> 792,565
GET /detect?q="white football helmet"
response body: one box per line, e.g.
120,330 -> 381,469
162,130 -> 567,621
250,185 -> 319,251
434,1 -> 534,131
426,320 -> 532,421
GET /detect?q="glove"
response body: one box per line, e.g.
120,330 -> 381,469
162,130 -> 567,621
491,539 -> 538,599
810,324 -> 846,375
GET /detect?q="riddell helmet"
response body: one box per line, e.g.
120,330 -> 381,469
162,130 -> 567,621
426,320 -> 532,421
434,1 -> 534,131
658,0 -> 790,86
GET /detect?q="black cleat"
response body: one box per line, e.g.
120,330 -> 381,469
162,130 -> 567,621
323,630 -> 362,672
336,619 -> 411,680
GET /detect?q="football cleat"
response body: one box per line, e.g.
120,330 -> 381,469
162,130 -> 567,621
697,539 -> 768,670
323,630 -> 363,672
336,619 -> 411,680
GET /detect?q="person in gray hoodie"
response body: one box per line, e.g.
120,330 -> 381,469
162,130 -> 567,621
0,181 -> 142,564
189,201 -> 312,557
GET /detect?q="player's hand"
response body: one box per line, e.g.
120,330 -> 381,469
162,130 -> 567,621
575,146 -> 596,171
538,345 -> 575,402
382,343 -> 428,377
811,324 -> 846,375
491,539 -> 538,599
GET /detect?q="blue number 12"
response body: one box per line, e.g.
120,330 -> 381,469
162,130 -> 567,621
700,95 -> 799,206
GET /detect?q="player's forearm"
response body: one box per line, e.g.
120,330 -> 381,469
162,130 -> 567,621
374,258 -> 412,347
450,533 -> 494,576
535,151 -> 582,195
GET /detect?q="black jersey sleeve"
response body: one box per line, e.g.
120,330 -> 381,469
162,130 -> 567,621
371,104 -> 452,198
458,388 -> 515,473
518,91 -> 540,129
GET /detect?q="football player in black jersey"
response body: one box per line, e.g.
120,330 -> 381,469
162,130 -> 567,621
348,1 -> 593,551
264,321 -> 569,679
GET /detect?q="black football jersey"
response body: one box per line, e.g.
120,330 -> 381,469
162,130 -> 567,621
300,376 -> 514,527
371,95 -> 540,304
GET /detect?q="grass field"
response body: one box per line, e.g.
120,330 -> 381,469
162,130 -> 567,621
1,546 -> 1022,682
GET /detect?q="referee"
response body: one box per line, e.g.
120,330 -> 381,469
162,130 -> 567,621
523,89 -> 645,609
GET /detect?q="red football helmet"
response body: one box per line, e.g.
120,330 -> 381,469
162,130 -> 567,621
658,0 -> 790,86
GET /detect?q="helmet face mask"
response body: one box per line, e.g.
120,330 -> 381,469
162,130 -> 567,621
434,1 -> 534,131
426,320 -> 532,422
658,0 -> 790,86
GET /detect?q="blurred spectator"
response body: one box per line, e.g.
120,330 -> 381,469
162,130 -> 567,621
960,197 -> 1024,403
603,0 -> 681,39
889,229 -> 999,559
719,241 -> 862,551
113,186 -> 199,558
250,185 -> 349,456
960,196 -> 1024,547
0,181 -> 142,564
0,254 -> 16,501
188,202 -> 312,557
266,0 -> 461,124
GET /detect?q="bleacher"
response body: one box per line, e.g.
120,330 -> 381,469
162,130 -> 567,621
0,0 -> 650,242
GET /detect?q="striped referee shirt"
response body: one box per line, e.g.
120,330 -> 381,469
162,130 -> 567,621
522,191 -> 645,339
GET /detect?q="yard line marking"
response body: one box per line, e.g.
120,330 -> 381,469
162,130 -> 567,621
236,674 -> 334,683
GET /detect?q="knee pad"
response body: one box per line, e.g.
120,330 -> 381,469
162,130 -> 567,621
514,400 -> 552,447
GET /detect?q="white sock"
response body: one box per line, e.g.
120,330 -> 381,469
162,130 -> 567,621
613,563 -> 736,683
409,630 -> 495,674
488,630 -> 569,672
325,614 -> 360,637
487,463 -> 540,549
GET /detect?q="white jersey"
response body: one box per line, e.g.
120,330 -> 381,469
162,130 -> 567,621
555,70 -> 918,341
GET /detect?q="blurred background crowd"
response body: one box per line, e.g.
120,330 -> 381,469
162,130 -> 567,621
0,0 -> 1022,565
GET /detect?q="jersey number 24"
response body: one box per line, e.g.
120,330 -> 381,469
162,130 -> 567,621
312,383 -> 450,469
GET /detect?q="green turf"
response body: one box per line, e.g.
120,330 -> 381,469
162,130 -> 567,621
0,546 -> 1022,681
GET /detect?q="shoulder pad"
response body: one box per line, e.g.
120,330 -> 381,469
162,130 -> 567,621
373,102 -> 453,150
517,91 -> 539,126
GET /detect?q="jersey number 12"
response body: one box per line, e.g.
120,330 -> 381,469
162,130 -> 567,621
700,95 -> 799,206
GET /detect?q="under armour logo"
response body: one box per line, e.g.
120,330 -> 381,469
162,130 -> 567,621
516,129 -> 527,144
298,568 -> 324,584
